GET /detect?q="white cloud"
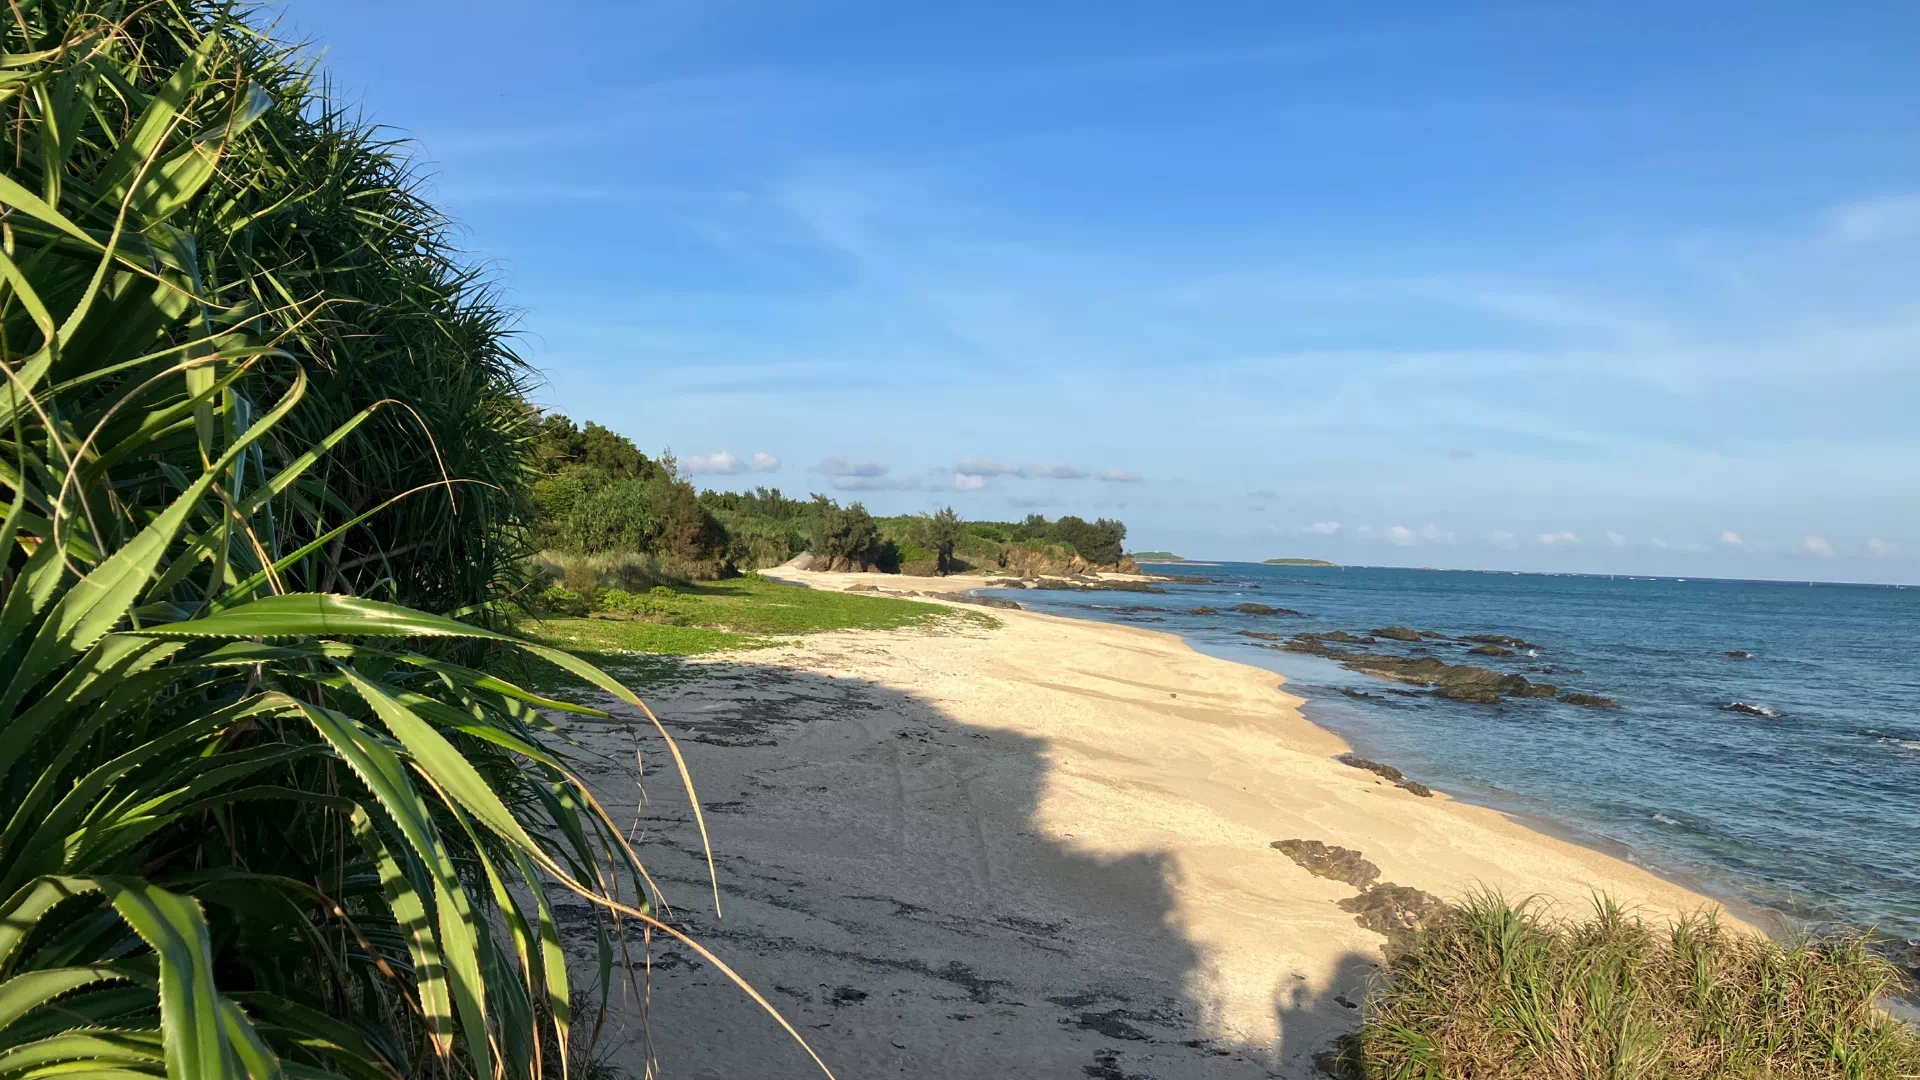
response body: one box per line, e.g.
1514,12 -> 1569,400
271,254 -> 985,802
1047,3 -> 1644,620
1720,531 -> 1743,546
1419,523 -> 1453,543
1487,530 -> 1517,549
814,456 -> 888,478
955,457 -> 1089,480
685,448 -> 775,475
1097,468 -> 1143,483
1868,536 -> 1895,557
1606,531 -> 1626,547
953,472 -> 986,491
1822,193 -> 1920,246
834,474 -> 919,492
1650,537 -> 1670,550
1302,521 -> 1341,535
1386,525 -> 1417,546
1799,536 -> 1834,557
1538,531 -> 1579,546
749,451 -> 780,471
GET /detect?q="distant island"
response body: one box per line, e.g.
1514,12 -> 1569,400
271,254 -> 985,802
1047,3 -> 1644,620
1264,557 -> 1338,567
1129,551 -> 1185,562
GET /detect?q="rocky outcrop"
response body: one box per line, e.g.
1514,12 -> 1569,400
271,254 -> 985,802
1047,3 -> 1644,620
1721,702 -> 1780,718
1339,884 -> 1449,948
1186,606 -> 1218,616
1285,634 -> 1556,704
1300,630 -> 1375,645
1335,753 -> 1434,797
1270,840 -> 1382,890
1558,692 -> 1618,708
952,593 -> 1021,610
1372,625 -> 1422,642
1467,644 -> 1515,657
1466,633 -> 1538,650
1232,602 -> 1305,616
1237,630 -> 1282,641
1027,578 -> 1167,594
1724,650 -> 1754,660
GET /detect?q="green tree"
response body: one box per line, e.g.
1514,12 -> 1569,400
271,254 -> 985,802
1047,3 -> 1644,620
919,506 -> 966,574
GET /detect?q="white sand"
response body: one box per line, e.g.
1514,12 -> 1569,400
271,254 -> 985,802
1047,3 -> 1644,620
560,570 -> 1735,1079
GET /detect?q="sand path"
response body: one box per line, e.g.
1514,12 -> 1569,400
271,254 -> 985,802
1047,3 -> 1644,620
558,571 -> 1731,1079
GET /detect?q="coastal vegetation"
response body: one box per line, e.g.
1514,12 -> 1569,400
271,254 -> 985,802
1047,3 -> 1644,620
0,5 -> 830,1077
1342,894 -> 1920,1079
515,575 -> 986,689
530,411 -> 1133,581
1265,557 -> 1338,566
1129,549 -> 1184,561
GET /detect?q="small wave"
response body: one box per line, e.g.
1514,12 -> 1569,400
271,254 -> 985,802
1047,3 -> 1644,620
1652,812 -> 1683,827
1720,701 -> 1781,718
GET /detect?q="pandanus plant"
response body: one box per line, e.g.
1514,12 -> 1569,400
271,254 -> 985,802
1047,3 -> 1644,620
0,4 -> 822,1077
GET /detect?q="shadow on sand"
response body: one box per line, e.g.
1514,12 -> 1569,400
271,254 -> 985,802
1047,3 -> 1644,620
551,657 -> 1385,1079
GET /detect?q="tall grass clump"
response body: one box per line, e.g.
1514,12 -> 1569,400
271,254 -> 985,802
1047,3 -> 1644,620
1349,894 -> 1920,1080
0,3 -> 819,1077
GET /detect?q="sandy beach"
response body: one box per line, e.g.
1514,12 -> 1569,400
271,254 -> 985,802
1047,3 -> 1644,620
562,569 -> 1738,1079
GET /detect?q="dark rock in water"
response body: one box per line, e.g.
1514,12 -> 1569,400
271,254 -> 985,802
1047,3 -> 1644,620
1157,573 -> 1215,584
1336,753 -> 1404,783
1270,839 -> 1381,890
1721,701 -> 1781,718
1558,692 -> 1618,708
1339,688 -> 1388,703
1231,602 -> 1304,616
1419,630 -> 1451,639
1339,884 -> 1448,947
952,593 -> 1021,610
1237,630 -> 1282,641
1029,577 -> 1166,594
1467,644 -> 1515,657
1398,780 -> 1433,798
1187,606 -> 1219,616
1372,625 -> 1422,642
1466,633 -> 1539,650
985,578 -> 1028,589
1724,650 -> 1754,660
1438,685 -> 1502,704
1320,631 -> 1375,644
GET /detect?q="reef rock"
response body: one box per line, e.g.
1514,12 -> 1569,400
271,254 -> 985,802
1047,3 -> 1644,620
1558,692 -> 1618,708
1467,644 -> 1515,657
1231,602 -> 1305,616
1372,625 -> 1422,641
1270,839 -> 1382,890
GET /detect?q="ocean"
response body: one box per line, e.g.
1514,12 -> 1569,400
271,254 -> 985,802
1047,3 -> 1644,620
989,562 -> 1920,946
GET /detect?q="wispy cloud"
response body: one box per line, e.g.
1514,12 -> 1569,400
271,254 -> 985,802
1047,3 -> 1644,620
683,448 -> 781,475
814,456 -> 889,478
1302,521 -> 1341,535
1798,536 -> 1834,557
1720,531 -> 1743,546
953,472 -> 986,491
1868,536 -> 1895,557
1538,531 -> 1579,546
956,457 -> 1090,480
1821,194 -> 1920,246
1098,468 -> 1143,483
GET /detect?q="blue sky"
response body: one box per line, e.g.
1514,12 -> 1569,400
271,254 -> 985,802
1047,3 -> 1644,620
276,1 -> 1920,582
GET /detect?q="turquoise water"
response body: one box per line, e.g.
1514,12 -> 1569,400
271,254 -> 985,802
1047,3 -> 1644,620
994,563 -> 1920,944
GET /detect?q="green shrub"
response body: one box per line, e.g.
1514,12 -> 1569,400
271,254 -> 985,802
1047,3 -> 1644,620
0,8 -> 790,1077
1347,893 -> 1920,1080
536,585 -> 594,617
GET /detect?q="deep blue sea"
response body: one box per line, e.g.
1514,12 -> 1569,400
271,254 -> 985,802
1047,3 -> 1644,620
990,563 -> 1920,944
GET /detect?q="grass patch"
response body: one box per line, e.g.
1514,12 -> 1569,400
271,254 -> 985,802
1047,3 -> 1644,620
1342,893 -> 1920,1080
509,574 -> 991,692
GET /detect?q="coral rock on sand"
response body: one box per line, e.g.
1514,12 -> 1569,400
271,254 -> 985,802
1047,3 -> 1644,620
1270,839 -> 1382,890
1336,753 -> 1405,783
1339,884 -> 1449,946
952,594 -> 1022,610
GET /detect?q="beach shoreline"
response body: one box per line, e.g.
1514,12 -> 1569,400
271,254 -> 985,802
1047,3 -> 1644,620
561,567 -> 1750,1077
